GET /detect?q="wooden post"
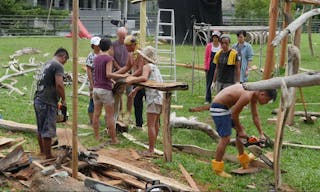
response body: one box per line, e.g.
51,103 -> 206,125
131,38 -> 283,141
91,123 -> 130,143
139,0 -> 146,47
263,0 -> 279,79
279,1 -> 291,68
162,92 -> 172,162
72,0 -> 79,179
274,45 -> 299,189
307,5 -> 314,56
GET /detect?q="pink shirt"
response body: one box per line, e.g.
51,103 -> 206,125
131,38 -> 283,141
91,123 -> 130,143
204,42 -> 221,70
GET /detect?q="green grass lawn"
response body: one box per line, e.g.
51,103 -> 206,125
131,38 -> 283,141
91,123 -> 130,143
0,35 -> 320,191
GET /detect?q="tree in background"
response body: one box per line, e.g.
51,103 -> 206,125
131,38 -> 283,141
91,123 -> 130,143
234,0 -> 270,19
0,0 -> 24,15
0,0 -> 68,16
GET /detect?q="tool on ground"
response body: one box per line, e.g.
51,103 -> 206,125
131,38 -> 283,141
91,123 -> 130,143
56,103 -> 68,123
239,136 -> 266,148
145,180 -> 172,192
299,88 -> 313,124
247,145 -> 273,169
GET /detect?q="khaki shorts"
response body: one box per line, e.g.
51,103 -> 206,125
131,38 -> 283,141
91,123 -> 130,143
93,88 -> 114,105
146,103 -> 162,114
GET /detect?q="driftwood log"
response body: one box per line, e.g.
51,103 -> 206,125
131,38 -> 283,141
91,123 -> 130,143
242,71 -> 320,91
272,8 -> 320,46
170,113 -> 220,141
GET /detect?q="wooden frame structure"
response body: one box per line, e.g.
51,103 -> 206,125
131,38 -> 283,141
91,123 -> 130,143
247,0 -> 320,189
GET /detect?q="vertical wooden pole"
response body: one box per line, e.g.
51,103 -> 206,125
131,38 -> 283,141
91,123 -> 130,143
72,0 -> 79,179
307,5 -> 314,56
274,45 -> 299,189
162,92 -> 172,162
140,0 -> 146,47
279,1 -> 291,68
263,0 -> 279,79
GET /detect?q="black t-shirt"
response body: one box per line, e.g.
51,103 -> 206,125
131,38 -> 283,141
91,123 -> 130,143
216,50 -> 240,83
35,59 -> 64,106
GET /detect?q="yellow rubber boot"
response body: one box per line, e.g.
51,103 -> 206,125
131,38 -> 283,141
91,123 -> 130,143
212,160 -> 232,178
238,153 -> 253,169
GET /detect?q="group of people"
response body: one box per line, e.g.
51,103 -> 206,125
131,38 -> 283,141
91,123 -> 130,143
204,30 -> 277,177
34,27 -> 164,159
33,27 -> 277,179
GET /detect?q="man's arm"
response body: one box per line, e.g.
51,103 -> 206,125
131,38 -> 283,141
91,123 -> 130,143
126,64 -> 150,84
55,74 -> 66,105
250,98 -> 264,139
231,95 -> 250,137
115,54 -> 132,74
131,55 -> 144,76
86,66 -> 94,94
106,61 -> 128,80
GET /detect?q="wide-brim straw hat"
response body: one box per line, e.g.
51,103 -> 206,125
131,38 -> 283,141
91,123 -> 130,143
137,46 -> 158,64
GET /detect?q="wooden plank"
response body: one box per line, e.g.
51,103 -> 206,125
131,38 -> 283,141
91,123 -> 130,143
122,133 -> 163,155
0,145 -> 24,171
97,154 -> 194,192
0,137 -> 15,146
282,142 -> 320,150
231,167 -> 261,175
101,170 -> 145,189
116,78 -> 188,92
178,164 -> 200,192
13,167 -> 34,181
0,119 -> 85,151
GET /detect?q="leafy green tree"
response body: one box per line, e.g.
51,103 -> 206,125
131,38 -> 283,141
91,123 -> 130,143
0,0 -> 69,16
0,0 -> 24,15
234,0 -> 270,19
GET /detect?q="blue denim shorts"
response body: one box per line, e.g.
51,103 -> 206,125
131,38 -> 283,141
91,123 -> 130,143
34,98 -> 57,138
210,103 -> 233,137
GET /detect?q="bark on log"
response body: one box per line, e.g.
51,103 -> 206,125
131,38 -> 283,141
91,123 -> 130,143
170,113 -> 220,141
272,8 -> 320,46
242,71 -> 320,91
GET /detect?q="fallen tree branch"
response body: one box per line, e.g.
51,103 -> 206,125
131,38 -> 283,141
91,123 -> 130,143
0,82 -> 25,95
0,68 -> 38,83
170,113 -> 220,141
242,71 -> 320,91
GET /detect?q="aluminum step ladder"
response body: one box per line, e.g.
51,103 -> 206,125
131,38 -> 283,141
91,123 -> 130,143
155,9 -> 177,101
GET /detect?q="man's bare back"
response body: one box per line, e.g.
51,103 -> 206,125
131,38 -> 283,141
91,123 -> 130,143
213,84 -> 255,109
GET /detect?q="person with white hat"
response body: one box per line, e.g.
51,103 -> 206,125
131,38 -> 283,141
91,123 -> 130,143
86,36 -> 101,125
204,31 -> 221,104
126,46 -> 163,156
